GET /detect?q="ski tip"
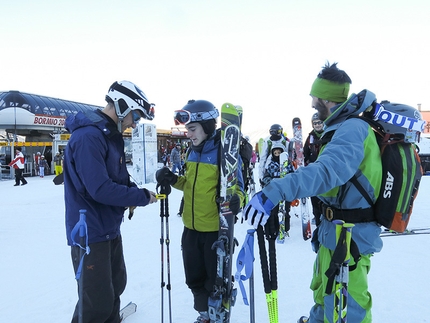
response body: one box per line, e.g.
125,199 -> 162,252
221,102 -> 235,109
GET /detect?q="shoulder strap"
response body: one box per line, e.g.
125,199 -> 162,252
349,175 -> 373,205
317,119 -> 376,206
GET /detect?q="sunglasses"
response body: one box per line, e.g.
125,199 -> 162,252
313,121 -> 323,126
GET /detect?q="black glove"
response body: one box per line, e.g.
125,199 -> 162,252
156,167 -> 178,186
229,194 -> 241,216
261,176 -> 272,187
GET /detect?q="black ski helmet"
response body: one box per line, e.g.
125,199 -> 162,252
174,100 -> 219,135
269,124 -> 283,136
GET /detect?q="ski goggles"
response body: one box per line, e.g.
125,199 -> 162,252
131,110 -> 143,123
173,109 -> 219,126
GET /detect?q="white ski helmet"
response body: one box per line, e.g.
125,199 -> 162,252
106,81 -> 154,122
369,101 -> 425,143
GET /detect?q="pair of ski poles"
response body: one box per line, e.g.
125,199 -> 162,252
157,182 -> 173,323
325,220 -> 355,323
243,217 -> 355,323
257,206 -> 279,323
238,205 -> 278,323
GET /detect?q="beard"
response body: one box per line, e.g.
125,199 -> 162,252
314,99 -> 330,121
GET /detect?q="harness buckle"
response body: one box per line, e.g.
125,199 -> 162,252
325,207 -> 334,221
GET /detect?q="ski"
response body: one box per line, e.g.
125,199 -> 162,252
120,301 -> 137,322
208,103 -> 242,323
380,228 -> 430,237
291,117 -> 312,240
258,138 -> 264,160
277,152 -> 290,244
53,172 -> 64,185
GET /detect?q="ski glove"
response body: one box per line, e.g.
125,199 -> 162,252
229,194 -> 241,216
243,191 -> 275,228
155,167 -> 178,186
261,176 -> 272,188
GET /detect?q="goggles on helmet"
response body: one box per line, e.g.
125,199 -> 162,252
269,129 -> 282,136
173,108 -> 219,126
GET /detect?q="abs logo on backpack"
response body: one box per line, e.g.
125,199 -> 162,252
382,171 -> 394,199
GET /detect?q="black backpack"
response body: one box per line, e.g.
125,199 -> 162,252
321,101 -> 424,232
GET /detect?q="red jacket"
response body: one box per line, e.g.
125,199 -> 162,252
9,151 -> 25,169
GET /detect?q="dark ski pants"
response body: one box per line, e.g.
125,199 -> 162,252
71,236 -> 127,323
14,168 -> 27,185
181,228 -> 218,312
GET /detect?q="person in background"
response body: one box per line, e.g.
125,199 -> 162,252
244,62 -> 383,323
156,99 -> 244,323
258,124 -> 289,187
35,151 -> 41,176
261,143 -> 295,235
53,151 -> 63,176
9,147 -> 28,186
63,81 -> 157,323
170,142 -> 182,174
39,155 -> 48,178
303,113 -> 324,226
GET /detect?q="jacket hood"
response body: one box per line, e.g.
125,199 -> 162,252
65,110 -> 115,136
324,89 -> 377,129
271,141 -> 286,152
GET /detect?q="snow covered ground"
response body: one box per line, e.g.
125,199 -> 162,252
1,169 -> 429,322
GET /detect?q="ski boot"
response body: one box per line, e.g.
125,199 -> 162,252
194,311 -> 210,323
297,316 -> 309,323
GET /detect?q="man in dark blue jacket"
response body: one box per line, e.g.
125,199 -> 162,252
64,81 -> 157,323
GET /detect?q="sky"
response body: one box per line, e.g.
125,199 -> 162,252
2,0 -> 430,141
1,169 -> 429,322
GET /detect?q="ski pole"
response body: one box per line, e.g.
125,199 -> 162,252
159,194 -> 165,323
235,229 -> 256,322
70,209 -> 90,323
249,271 -> 255,323
267,211 -> 279,323
324,220 -> 354,323
164,193 -> 173,323
335,221 -> 354,323
78,210 -> 86,323
157,184 -> 173,323
257,225 -> 275,323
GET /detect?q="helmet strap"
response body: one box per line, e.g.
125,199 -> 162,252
114,101 -> 126,132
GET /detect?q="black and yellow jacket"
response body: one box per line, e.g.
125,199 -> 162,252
173,131 -> 244,232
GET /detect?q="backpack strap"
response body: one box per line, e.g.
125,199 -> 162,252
349,175 -> 373,206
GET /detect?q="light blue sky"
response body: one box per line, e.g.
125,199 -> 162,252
2,0 -> 429,139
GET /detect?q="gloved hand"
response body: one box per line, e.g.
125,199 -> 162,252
261,176 -> 272,187
156,167 -> 178,186
243,191 -> 275,228
229,194 -> 241,216
128,206 -> 137,220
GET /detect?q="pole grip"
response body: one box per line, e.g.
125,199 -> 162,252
79,209 -> 87,238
